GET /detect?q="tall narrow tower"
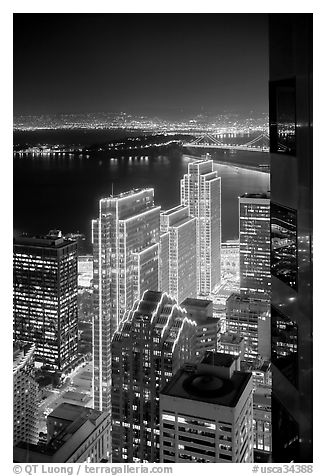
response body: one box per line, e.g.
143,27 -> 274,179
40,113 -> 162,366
159,205 -> 197,304
228,193 -> 271,366
181,158 -> 221,295
13,342 -> 39,446
92,189 -> 160,413
239,193 -> 271,301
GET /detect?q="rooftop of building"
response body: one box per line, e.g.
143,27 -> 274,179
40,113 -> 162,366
222,239 -> 240,245
14,230 -> 77,249
240,192 -> 270,199
48,402 -> 98,423
227,292 -> 269,305
195,316 -> 220,327
48,402 -> 86,422
137,293 -> 163,315
181,298 -> 212,308
161,205 -> 186,216
161,352 -> 251,407
15,403 -> 104,458
220,333 -> 244,345
201,351 -> 237,368
174,216 -> 196,227
13,342 -> 35,374
186,158 -> 216,175
100,187 -> 154,202
113,291 -> 192,345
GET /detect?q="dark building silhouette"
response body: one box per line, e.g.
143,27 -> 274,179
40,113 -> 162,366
14,403 -> 110,463
269,13 -> 313,462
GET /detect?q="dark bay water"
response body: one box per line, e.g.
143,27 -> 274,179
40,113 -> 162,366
13,148 -> 269,249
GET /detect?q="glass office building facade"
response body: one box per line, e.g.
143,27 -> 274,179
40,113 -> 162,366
13,233 -> 78,371
239,193 -> 271,302
269,13 -> 313,462
181,159 -> 221,295
92,189 -> 160,413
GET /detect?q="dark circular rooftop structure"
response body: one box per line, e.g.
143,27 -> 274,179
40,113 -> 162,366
183,372 -> 234,398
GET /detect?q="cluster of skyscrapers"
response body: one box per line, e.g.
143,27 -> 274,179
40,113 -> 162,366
13,156 -> 270,463
13,13 -> 312,465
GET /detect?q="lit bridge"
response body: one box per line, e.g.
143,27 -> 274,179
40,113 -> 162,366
182,132 -> 274,153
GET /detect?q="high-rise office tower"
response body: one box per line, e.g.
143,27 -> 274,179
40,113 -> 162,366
13,342 -> 39,446
159,205 -> 197,303
269,14 -> 312,462
159,352 -> 254,463
13,231 -> 78,371
226,293 -> 271,366
253,387 -> 272,462
111,290 -> 197,463
239,193 -> 271,301
219,332 -> 245,361
92,189 -> 160,413
180,298 -> 221,360
221,239 -> 240,280
181,158 -> 221,295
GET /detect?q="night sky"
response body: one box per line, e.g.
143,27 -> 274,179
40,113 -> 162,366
14,13 -> 268,118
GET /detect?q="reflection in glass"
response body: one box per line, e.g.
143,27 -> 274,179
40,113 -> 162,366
271,305 -> 298,388
271,202 -> 297,290
270,78 -> 296,155
272,396 -> 299,462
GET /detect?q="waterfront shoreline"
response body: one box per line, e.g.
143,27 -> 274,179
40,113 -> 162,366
213,158 -> 269,174
183,154 -> 269,174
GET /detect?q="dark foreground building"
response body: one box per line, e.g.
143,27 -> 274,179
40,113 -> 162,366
159,352 -> 254,463
14,403 -> 110,463
269,13 -> 313,462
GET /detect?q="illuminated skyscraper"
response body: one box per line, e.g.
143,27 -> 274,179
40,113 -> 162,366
92,189 -> 160,413
159,352 -> 254,463
111,290 -> 197,463
239,193 -> 271,301
13,231 -> 78,371
13,342 -> 39,446
221,239 -> 240,280
226,293 -> 270,366
159,205 -> 197,303
181,158 -> 221,295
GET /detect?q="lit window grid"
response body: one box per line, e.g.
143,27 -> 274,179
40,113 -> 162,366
13,243 -> 78,371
